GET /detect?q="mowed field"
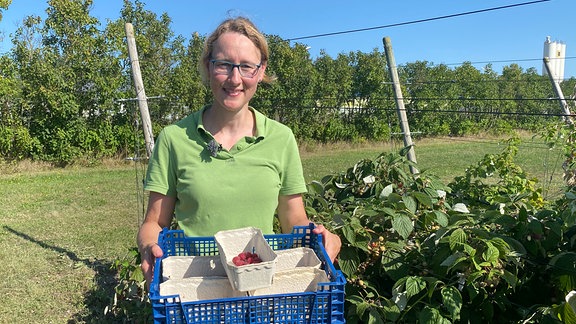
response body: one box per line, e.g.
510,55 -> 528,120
0,134 -> 566,323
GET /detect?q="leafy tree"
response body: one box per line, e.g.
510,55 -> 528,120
401,61 -> 455,136
167,32 -> 208,120
313,50 -> 354,108
115,0 -> 184,127
258,36 -> 319,138
0,0 -> 11,21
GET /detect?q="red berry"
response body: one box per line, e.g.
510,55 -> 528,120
233,251 -> 262,265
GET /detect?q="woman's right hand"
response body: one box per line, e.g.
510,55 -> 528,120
140,243 -> 164,290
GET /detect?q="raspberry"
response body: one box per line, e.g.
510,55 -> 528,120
232,251 -> 262,266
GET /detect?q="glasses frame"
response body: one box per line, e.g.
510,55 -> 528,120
210,59 -> 262,78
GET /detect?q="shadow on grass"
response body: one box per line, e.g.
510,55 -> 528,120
3,225 -> 130,323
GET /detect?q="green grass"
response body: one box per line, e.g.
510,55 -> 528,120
0,134 -> 567,323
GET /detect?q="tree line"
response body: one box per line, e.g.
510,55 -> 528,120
1,0 -> 575,164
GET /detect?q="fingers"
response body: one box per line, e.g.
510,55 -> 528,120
141,243 -> 164,291
312,225 -> 341,263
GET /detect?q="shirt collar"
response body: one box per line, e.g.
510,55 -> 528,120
197,105 -> 266,141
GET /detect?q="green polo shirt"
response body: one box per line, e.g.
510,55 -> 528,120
144,105 -> 307,236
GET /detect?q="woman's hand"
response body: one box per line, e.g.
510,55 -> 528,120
312,224 -> 341,264
140,243 -> 164,290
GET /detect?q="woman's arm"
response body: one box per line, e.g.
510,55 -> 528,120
277,194 -> 341,263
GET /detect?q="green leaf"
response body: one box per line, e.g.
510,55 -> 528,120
449,228 -> 467,251
433,210 -> 449,227
342,225 -> 357,245
346,295 -> 365,305
356,301 -> 370,318
441,286 -> 462,321
489,237 -> 510,257
413,191 -> 433,207
380,207 -> 398,217
501,269 -> 517,290
405,276 -> 426,298
419,306 -> 451,324
482,241 -> 500,264
368,308 -> 385,324
392,214 -> 413,239
130,267 -> 144,282
399,145 -> 414,157
440,251 -> 467,268
384,192 -> 402,204
308,180 -> 325,195
403,195 -> 417,214
392,277 -> 408,311
527,218 -> 543,235
337,246 -> 361,277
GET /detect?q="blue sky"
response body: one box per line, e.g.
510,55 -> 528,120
1,0 -> 574,78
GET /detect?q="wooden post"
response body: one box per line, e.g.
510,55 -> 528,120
383,36 -> 418,174
543,57 -> 573,125
125,23 -> 155,158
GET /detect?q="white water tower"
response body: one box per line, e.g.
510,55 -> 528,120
542,36 -> 566,81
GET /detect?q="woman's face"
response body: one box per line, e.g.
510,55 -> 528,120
208,32 -> 266,113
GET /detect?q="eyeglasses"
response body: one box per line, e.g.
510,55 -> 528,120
210,59 -> 261,78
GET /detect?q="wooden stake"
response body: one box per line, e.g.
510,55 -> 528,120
383,36 -> 418,174
125,23 -> 155,158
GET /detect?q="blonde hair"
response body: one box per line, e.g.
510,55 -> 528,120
199,17 -> 276,85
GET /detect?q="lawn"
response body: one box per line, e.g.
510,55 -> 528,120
0,134 -> 566,323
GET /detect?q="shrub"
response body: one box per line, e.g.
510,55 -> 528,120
305,140 -> 576,323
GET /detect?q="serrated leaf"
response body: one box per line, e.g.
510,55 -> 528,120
482,241 -> 500,264
388,192 -> 403,203
413,191 -> 433,207
392,214 -> 414,239
433,210 -> 449,227
356,301 -> 370,318
308,180 -> 325,195
338,246 -> 361,278
405,276 -> 426,298
403,195 -> 417,214
419,306 -> 451,324
449,228 -> 467,250
368,308 -> 384,324
130,267 -> 144,282
342,225 -> 356,245
380,207 -> 397,217
440,251 -> 466,268
441,286 -> 462,321
502,269 -> 517,290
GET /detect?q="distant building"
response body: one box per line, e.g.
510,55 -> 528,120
542,36 -> 566,81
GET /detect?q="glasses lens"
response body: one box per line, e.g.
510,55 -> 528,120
211,60 -> 260,78
239,64 -> 258,77
213,61 -> 232,75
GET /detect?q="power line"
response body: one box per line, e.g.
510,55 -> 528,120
445,56 -> 576,68
287,0 -> 550,41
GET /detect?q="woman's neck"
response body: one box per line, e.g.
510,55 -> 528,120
203,105 -> 256,150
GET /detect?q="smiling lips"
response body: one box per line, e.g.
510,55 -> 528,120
224,88 -> 243,96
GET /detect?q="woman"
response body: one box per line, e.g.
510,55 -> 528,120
137,16 -> 341,288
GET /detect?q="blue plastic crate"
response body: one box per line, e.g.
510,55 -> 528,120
150,224 -> 346,323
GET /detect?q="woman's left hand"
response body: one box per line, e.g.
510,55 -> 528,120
312,224 -> 341,263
